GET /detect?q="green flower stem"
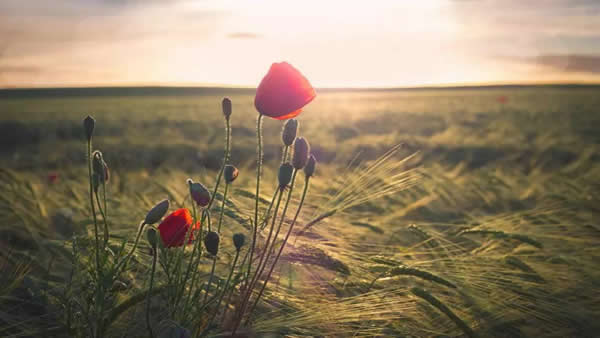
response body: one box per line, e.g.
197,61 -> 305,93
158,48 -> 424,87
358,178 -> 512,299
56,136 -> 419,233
245,175 -> 310,324
247,114 -> 264,283
113,221 -> 145,277
87,139 -> 100,274
208,118 -> 231,209
202,254 -> 218,305
177,202 -> 200,311
282,145 -> 289,162
102,180 -> 108,245
203,249 -> 240,335
217,183 -> 229,233
260,189 -> 279,231
94,190 -> 109,247
250,170 -> 297,296
185,209 -> 210,307
145,246 -> 158,338
244,185 -> 284,306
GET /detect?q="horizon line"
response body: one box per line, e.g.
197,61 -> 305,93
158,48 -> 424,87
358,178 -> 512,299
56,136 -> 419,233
1,81 -> 600,93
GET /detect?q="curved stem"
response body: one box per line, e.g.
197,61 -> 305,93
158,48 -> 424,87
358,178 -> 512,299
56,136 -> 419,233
145,247 -> 158,338
113,221 -> 146,277
245,176 -> 310,324
87,140 -> 100,274
102,180 -> 108,245
247,114 -> 263,282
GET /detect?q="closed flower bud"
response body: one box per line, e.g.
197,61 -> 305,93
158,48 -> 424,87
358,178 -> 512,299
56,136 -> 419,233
278,162 -> 294,189
188,180 -> 211,207
144,199 -> 170,225
224,165 -> 239,184
304,154 -> 316,178
281,119 -> 298,146
204,231 -> 220,256
222,98 -> 232,120
292,137 -> 310,169
83,115 -> 95,141
92,151 -> 109,184
233,233 -> 245,251
146,227 -> 158,249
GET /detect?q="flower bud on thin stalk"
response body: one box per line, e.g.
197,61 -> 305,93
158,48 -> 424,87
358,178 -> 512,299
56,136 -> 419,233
304,154 -> 316,178
282,119 -> 298,146
224,165 -> 239,184
83,115 -> 95,141
292,137 -> 310,169
222,97 -> 232,121
188,180 -> 211,208
144,199 -> 170,225
278,163 -> 294,190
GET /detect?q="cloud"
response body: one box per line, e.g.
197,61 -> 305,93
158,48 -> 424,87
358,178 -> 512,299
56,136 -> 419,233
227,32 -> 261,39
535,54 -> 600,74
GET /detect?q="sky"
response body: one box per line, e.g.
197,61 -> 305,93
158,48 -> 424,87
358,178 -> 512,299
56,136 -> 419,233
1,0 -> 600,88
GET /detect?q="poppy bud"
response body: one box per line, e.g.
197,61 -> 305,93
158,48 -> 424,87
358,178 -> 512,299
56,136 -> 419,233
188,180 -> 211,207
83,115 -> 95,141
204,231 -> 220,256
233,233 -> 245,251
278,162 -> 294,189
304,154 -> 317,178
92,151 -> 109,184
281,119 -> 298,146
224,165 -> 239,184
292,137 -> 310,169
146,227 -> 158,249
222,98 -> 232,120
144,199 -> 170,225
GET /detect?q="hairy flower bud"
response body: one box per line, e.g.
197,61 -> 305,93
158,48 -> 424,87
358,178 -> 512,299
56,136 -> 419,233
83,115 -> 95,141
222,97 -> 232,120
92,151 -> 109,192
292,137 -> 310,169
204,231 -> 220,256
224,165 -> 239,184
278,162 -> 294,189
146,227 -> 158,249
188,180 -> 211,207
304,154 -> 316,178
281,119 -> 298,146
233,233 -> 245,251
144,199 -> 170,225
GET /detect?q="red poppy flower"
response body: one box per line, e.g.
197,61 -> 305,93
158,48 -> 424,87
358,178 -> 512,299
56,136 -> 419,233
157,208 -> 200,247
254,62 -> 316,120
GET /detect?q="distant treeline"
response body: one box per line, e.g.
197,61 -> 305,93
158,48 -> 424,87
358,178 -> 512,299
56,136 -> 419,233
0,84 -> 599,98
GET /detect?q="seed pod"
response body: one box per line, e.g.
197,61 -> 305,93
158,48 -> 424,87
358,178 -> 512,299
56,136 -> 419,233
278,162 -> 294,189
146,227 -> 158,249
304,154 -> 316,178
233,233 -> 245,251
292,137 -> 310,169
144,199 -> 170,225
224,165 -> 239,184
281,119 -> 298,146
188,180 -> 211,207
83,115 -> 95,141
204,231 -> 220,256
222,98 -> 232,120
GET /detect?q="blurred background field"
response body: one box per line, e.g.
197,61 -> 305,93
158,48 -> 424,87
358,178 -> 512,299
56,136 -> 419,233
1,85 -> 599,336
